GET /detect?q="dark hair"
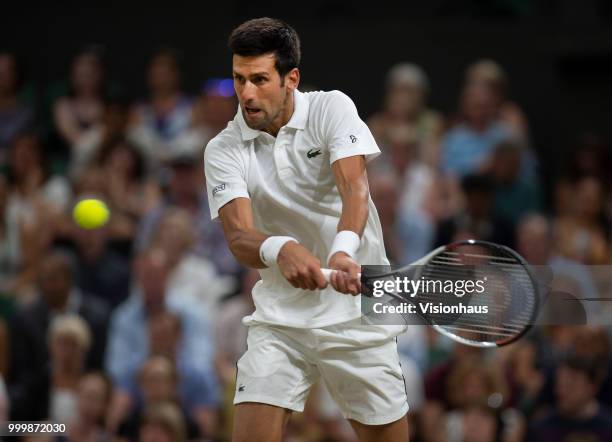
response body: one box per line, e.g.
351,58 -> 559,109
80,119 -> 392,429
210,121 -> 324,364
7,132 -> 49,185
228,17 -> 301,77
67,45 -> 106,99
560,353 -> 607,386
96,138 -> 145,181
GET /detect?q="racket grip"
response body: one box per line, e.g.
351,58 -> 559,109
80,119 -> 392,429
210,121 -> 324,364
320,268 -> 362,282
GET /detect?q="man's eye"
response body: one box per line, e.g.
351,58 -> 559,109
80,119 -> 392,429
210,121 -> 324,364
253,77 -> 267,84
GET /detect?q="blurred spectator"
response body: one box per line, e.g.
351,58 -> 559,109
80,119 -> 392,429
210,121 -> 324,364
53,48 -> 106,149
147,313 -> 219,437
176,79 -> 238,157
214,269 -> 257,385
214,268 -> 257,438
368,172 -> 402,263
70,224 -> 131,309
441,81 -> 514,178
0,173 -> 19,294
505,340 -> 545,417
555,176 -> 609,264
0,51 -> 34,162
446,358 -> 508,410
138,401 -> 187,442
3,134 -> 72,296
105,248 -> 216,432
128,48 -> 194,167
563,133 -> 611,187
368,63 -> 444,167
8,250 -> 109,386
424,342 -> 486,406
86,139 -> 159,245
442,359 -> 524,442
69,98 -> 130,179
61,372 -> 112,442
445,404 -> 507,442
116,356 -> 202,441
387,124 -> 438,218
10,314 -> 91,423
489,139 -> 542,226
516,213 -> 598,303
574,327 -> 612,408
137,150 -> 239,276
195,79 -> 237,134
527,354 -> 612,441
465,59 -> 529,140
95,139 -> 158,220
435,174 -> 515,247
150,208 -> 233,307
421,344 -> 486,441
537,327 -> 612,414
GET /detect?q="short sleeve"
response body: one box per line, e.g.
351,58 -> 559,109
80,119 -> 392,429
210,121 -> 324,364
322,91 -> 381,165
204,140 -> 250,220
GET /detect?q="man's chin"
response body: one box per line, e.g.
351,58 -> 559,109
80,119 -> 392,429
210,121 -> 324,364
244,115 -> 267,130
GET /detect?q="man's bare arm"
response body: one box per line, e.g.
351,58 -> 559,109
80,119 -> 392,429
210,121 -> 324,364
328,155 -> 369,295
332,155 -> 370,236
218,198 -> 327,290
218,197 -> 268,268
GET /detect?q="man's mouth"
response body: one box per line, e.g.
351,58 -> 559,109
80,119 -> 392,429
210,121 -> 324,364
245,106 -> 261,116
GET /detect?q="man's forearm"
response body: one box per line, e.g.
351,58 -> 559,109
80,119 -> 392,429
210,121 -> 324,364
226,228 -> 269,268
337,180 -> 369,236
333,156 -> 370,237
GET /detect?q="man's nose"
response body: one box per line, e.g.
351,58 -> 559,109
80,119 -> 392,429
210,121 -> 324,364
239,81 -> 257,103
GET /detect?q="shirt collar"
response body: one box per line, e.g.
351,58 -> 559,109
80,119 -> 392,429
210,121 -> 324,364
285,89 -> 309,130
235,89 -> 309,141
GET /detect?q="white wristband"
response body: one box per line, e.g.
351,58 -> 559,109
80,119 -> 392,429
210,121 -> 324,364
259,236 -> 298,267
327,230 -> 360,265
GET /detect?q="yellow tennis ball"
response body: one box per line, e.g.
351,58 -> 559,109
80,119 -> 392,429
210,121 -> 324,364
73,198 -> 110,229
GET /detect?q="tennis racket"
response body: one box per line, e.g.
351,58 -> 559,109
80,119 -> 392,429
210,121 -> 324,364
322,239 -> 540,348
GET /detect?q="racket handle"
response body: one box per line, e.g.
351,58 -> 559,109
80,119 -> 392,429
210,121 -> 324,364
321,268 -> 362,282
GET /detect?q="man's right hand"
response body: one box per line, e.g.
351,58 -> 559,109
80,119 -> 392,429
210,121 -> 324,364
277,242 -> 328,291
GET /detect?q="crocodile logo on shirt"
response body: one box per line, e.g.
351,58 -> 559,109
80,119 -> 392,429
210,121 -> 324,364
307,148 -> 322,159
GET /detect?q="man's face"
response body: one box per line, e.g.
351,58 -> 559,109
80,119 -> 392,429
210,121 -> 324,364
232,53 -> 296,131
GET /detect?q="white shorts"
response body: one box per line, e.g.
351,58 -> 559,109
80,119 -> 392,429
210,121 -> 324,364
234,318 -> 409,425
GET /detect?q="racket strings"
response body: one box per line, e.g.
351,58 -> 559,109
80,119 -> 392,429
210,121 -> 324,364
416,245 -> 537,345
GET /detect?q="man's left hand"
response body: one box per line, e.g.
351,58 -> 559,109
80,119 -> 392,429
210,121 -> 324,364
328,252 -> 361,296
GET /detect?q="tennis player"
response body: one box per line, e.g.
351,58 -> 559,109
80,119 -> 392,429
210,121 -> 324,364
204,17 -> 409,441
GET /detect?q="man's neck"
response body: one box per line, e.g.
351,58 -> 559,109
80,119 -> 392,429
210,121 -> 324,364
263,91 -> 295,137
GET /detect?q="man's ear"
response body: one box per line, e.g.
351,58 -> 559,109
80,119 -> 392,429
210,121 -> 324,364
285,67 -> 300,91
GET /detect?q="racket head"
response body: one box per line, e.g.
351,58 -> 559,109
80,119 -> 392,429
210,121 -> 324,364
362,239 -> 540,348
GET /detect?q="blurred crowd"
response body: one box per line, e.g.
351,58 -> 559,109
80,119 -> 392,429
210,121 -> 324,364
0,46 -> 611,442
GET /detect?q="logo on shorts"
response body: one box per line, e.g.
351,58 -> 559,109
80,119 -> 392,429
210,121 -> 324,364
350,135 -> 357,143
238,384 -> 246,392
212,183 -> 226,196
307,148 -> 322,159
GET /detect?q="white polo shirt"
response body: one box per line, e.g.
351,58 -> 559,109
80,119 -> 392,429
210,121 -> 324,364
204,89 -> 389,328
